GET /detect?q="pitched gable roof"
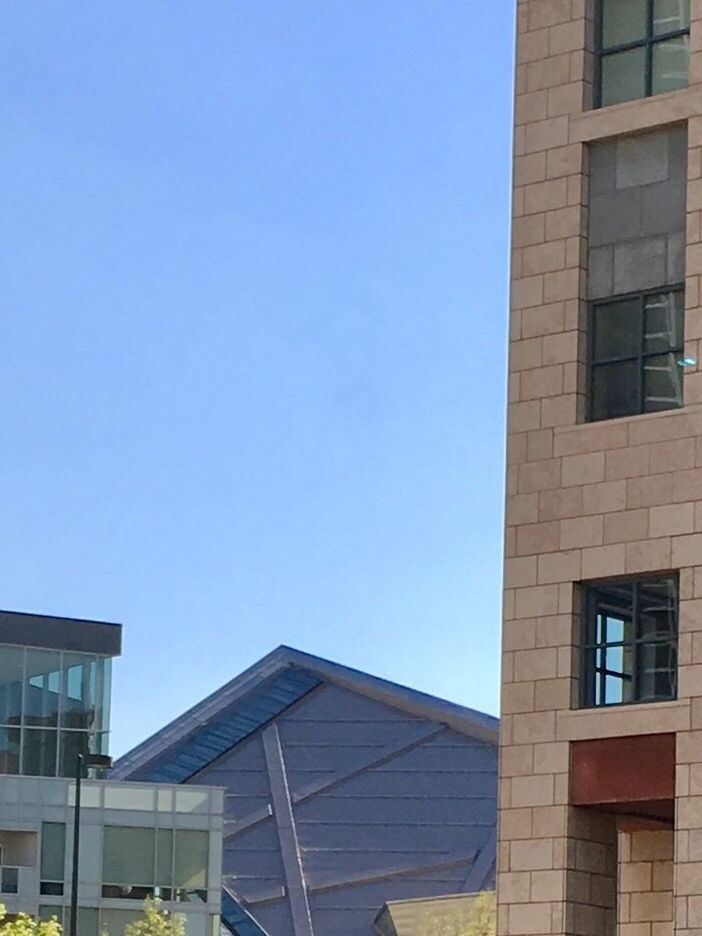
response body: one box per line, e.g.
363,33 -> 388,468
111,645 -> 498,783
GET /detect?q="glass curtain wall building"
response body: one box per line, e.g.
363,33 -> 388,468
0,610 -> 223,936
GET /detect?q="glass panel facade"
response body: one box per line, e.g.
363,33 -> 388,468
0,728 -> 20,775
0,646 -> 112,778
25,651 -> 61,727
22,729 -> 58,777
41,822 -> 66,882
0,648 -> 24,726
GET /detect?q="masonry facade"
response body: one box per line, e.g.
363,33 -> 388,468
500,3 -> 702,936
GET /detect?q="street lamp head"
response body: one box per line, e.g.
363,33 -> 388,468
79,752 -> 113,770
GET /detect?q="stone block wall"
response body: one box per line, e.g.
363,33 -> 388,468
500,2 -> 702,936
619,829 -> 674,936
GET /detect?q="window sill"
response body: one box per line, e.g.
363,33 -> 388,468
553,401 -> 702,449
556,697 -> 689,741
570,83 -> 701,145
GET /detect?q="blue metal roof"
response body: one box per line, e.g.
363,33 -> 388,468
130,667 -> 322,783
221,890 -> 268,936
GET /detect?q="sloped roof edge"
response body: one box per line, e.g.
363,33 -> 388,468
111,645 -> 498,780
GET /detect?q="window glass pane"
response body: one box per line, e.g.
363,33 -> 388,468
652,36 -> 690,94
22,729 -> 58,777
638,642 -> 677,700
601,48 -> 647,106
653,0 -> 690,34
602,0 -> 648,46
174,830 -> 209,889
591,359 -> 640,420
607,644 -> 624,673
24,651 -> 62,728
594,583 -> 633,637
58,731 -> 91,778
40,881 -> 64,896
65,909 -> 99,936
41,823 -> 66,882
594,670 -> 602,705
156,829 -> 174,887
103,827 -> 155,886
62,655 -> 98,730
38,907 -> 63,925
41,822 -> 66,881
594,298 -> 641,360
603,673 -> 626,704
0,727 -> 20,774
643,352 -> 683,411
100,909 -> 142,936
1,867 -> 19,894
97,657 -> 111,735
0,648 -> 24,727
644,292 -> 684,353
639,578 -> 678,640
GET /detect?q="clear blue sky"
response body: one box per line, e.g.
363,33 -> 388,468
2,1 -> 514,756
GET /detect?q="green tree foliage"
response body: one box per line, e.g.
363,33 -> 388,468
122,899 -> 185,936
465,891 -> 497,936
0,905 -> 62,936
424,891 -> 497,936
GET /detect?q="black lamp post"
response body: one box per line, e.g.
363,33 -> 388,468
70,751 -> 113,936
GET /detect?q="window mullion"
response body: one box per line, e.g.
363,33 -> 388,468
633,583 -> 640,701
639,293 -> 646,414
646,0 -> 654,96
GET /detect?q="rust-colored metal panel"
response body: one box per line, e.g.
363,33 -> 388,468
571,733 -> 675,806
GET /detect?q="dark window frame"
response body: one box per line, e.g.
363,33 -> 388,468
587,286 -> 685,423
580,574 -> 679,708
595,0 -> 690,107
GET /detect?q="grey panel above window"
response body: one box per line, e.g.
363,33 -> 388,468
588,128 -> 687,302
597,0 -> 690,107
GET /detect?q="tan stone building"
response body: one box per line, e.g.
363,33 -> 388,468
499,3 -> 702,936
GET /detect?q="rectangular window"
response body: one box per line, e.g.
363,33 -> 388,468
0,867 -> 18,895
102,826 -> 207,900
103,827 -> 156,888
582,576 -> 678,707
589,288 -> 684,421
598,0 -> 690,106
41,822 -> 66,894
